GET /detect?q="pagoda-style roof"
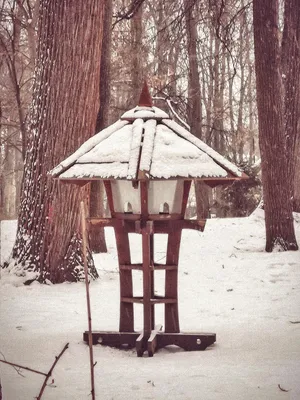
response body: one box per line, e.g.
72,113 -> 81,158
50,85 -> 246,184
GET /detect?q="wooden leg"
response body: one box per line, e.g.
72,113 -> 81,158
142,226 -> 152,336
147,324 -> 163,357
115,226 -> 134,332
136,331 -> 147,357
165,230 -> 181,333
150,234 -> 155,330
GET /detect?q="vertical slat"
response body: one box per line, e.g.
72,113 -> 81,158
140,180 -> 154,337
115,222 -> 134,332
181,180 -> 192,217
103,180 -> 115,217
165,228 -> 182,333
140,180 -> 149,217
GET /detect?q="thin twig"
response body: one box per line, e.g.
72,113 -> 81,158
0,359 -> 47,377
0,351 -> 25,377
112,0 -> 145,27
278,384 -> 290,392
81,201 -> 96,400
36,343 -> 69,400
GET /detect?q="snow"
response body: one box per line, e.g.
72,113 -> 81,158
0,220 -> 17,265
162,119 -> 243,177
121,106 -> 170,120
50,106 -> 244,182
50,120 -> 129,177
1,212 -> 300,399
77,124 -> 133,164
59,162 -> 129,179
127,119 -> 144,179
150,124 -> 228,178
139,119 -> 157,173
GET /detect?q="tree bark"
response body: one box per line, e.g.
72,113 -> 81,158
253,0 -> 298,251
130,3 -> 143,105
184,0 -> 210,219
2,0 -> 105,282
294,138 -> 300,211
281,0 -> 300,211
90,0 -> 113,253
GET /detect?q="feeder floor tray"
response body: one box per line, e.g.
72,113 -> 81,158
83,327 -> 216,357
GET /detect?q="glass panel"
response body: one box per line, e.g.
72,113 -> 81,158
111,180 -> 141,213
148,180 -> 183,214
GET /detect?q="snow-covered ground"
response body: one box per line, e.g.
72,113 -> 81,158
1,211 -> 300,399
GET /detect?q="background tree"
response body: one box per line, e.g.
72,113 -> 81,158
0,0 -> 38,219
89,0 -> 114,253
2,0 -> 105,282
281,0 -> 300,212
184,0 -> 210,218
253,0 -> 298,251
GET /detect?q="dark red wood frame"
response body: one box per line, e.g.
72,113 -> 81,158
83,179 -> 216,356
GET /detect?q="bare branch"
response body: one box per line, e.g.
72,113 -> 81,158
113,0 -> 145,27
0,358 -> 47,377
36,343 -> 69,400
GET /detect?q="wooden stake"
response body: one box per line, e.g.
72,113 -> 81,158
80,201 -> 96,400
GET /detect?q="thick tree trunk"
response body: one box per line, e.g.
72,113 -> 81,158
281,0 -> 300,210
294,138 -> 300,211
90,0 -> 113,254
2,0 -> 105,282
253,0 -> 298,251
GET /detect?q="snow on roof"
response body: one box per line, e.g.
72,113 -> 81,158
51,105 -> 244,181
121,106 -> 169,120
150,124 -> 228,178
162,119 -> 243,177
50,119 -> 129,177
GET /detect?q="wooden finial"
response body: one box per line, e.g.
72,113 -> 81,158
138,80 -> 153,107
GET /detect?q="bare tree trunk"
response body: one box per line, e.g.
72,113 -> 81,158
281,0 -> 300,211
130,3 -> 143,105
253,0 -> 298,251
294,138 -> 300,211
237,7 -> 246,163
3,0 -> 105,282
90,0 -> 113,253
184,0 -> 202,139
184,0 -> 210,219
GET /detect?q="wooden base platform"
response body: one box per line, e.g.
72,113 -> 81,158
83,327 -> 216,357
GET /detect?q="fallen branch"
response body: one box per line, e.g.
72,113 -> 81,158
0,343 -> 69,399
0,359 -> 47,377
36,342 -> 69,399
81,201 -> 96,400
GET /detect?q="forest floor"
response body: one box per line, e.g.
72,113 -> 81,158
1,210 -> 300,400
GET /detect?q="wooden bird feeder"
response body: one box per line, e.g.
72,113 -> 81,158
50,82 -> 247,357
